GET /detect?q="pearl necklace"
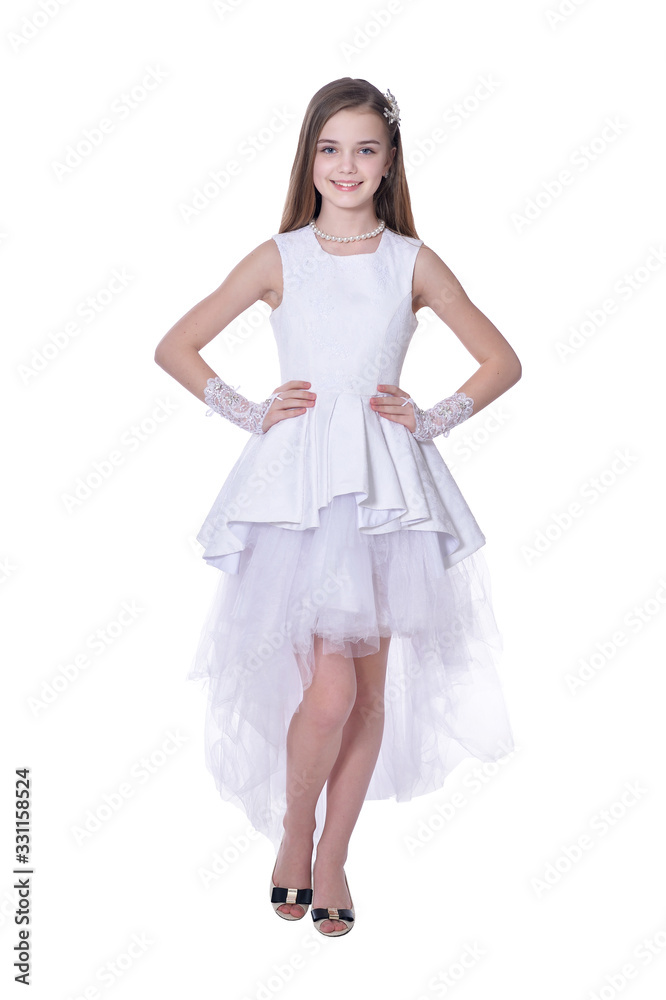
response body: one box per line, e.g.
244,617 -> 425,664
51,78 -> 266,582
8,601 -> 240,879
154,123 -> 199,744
309,218 -> 386,243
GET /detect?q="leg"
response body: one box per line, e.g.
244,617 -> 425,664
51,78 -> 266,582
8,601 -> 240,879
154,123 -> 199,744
273,634 -> 357,917
312,635 -> 391,933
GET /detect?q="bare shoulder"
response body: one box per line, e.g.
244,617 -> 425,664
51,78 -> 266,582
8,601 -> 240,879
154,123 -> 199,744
412,243 -> 465,314
216,237 -> 282,311
248,237 -> 283,311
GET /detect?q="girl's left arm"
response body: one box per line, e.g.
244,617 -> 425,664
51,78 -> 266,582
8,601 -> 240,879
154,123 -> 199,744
411,244 -> 522,414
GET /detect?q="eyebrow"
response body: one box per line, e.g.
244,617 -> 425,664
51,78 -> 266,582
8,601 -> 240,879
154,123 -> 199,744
316,138 -> 381,145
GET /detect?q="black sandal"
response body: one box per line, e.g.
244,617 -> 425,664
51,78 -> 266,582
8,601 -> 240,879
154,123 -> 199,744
269,857 -> 313,920
311,871 -> 355,936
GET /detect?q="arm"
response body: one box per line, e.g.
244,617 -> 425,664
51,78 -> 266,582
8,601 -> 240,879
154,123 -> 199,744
405,245 -> 522,438
154,239 -> 283,433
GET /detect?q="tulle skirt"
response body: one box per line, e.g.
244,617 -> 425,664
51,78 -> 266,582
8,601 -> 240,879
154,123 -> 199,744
187,491 -> 514,851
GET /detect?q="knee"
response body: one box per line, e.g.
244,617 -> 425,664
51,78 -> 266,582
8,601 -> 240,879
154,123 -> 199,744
303,680 -> 357,730
350,683 -> 386,725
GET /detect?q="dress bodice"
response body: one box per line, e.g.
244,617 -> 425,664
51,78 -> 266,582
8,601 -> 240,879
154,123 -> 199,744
196,222 -> 486,577
269,224 -> 423,395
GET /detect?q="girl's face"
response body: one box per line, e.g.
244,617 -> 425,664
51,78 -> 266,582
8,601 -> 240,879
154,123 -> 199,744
312,108 -> 396,209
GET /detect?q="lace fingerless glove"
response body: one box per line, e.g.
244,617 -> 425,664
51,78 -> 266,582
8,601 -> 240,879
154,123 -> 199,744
401,391 -> 474,441
203,376 -> 281,435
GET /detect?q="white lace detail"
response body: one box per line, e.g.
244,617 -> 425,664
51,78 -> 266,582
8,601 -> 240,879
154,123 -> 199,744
203,376 -> 279,435
403,391 -> 474,441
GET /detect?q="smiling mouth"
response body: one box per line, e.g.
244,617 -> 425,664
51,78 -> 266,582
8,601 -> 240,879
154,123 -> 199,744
330,180 -> 362,188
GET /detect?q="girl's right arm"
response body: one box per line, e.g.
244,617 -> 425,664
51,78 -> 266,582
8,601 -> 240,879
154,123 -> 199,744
154,239 -> 316,432
154,239 -> 278,403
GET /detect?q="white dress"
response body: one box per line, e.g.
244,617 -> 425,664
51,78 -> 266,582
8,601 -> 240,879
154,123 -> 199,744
188,223 -> 514,852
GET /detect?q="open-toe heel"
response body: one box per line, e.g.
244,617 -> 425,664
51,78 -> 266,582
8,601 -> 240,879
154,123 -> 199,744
311,871 -> 355,937
269,857 -> 313,921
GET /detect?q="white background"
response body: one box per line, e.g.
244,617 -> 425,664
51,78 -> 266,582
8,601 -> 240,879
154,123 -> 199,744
2,0 -> 665,997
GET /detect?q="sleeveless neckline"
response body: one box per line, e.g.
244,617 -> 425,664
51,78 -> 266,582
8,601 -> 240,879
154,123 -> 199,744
307,222 -> 388,258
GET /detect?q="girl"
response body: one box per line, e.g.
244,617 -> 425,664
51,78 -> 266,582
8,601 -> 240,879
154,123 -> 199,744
154,77 -> 521,937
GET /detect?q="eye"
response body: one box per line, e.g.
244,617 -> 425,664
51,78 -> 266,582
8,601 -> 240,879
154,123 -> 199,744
319,146 -> 376,154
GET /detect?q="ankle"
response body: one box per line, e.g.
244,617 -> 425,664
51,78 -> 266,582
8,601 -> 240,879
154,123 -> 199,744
281,817 -> 316,844
314,841 -> 349,868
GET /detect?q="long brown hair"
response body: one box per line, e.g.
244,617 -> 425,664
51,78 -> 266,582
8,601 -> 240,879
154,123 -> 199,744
278,78 -> 418,239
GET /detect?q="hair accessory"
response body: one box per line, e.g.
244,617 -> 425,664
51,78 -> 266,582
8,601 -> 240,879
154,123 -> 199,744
383,88 -> 401,127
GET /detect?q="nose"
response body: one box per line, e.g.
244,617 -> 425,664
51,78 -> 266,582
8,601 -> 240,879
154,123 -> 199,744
338,151 -> 357,173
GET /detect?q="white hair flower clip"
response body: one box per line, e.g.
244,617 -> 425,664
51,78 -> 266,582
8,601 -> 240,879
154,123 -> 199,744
383,88 -> 401,126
